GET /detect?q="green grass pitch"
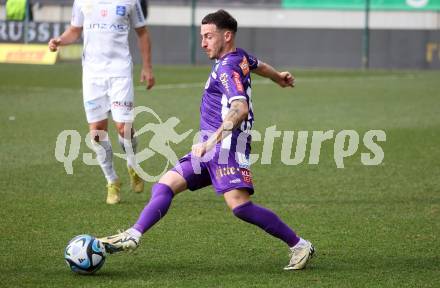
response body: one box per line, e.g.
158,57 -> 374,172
0,63 -> 439,287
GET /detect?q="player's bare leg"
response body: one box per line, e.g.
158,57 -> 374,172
100,171 -> 187,253
224,189 -> 314,270
89,119 -> 121,204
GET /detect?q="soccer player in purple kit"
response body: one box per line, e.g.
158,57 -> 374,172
100,9 -> 315,270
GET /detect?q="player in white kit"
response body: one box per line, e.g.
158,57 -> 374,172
48,0 -> 155,204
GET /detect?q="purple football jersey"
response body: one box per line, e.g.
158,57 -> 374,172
199,48 -> 259,152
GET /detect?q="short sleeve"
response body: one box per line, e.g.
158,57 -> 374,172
218,65 -> 247,105
71,0 -> 84,27
247,52 -> 259,70
130,0 -> 147,28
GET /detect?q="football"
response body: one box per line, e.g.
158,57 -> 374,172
64,234 -> 106,275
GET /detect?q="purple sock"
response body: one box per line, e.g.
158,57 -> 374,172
232,201 -> 300,247
133,183 -> 174,234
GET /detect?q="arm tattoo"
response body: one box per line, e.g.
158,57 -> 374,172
223,99 -> 248,131
206,99 -> 249,147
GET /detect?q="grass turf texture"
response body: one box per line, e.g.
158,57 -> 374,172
0,63 -> 439,287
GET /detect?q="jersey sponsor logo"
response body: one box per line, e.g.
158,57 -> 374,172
112,101 -> 133,111
215,166 -> 237,179
116,5 -> 126,16
239,168 -> 252,184
134,3 -> 144,22
85,23 -> 128,32
220,72 -> 230,93
239,56 -> 250,76
232,71 -> 244,93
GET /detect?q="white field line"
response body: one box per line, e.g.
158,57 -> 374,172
1,74 -> 421,93
135,74 -> 420,91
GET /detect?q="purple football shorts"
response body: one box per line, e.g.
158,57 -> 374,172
172,145 -> 254,195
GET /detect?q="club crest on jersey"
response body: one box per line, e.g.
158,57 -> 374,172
239,56 -> 250,75
116,5 -> 126,16
232,71 -> 244,92
101,9 -> 108,17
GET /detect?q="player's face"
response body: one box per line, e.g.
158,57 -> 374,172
200,24 -> 226,59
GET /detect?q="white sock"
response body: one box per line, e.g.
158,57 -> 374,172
127,227 -> 142,239
118,134 -> 138,168
91,137 -> 118,183
293,238 -> 307,248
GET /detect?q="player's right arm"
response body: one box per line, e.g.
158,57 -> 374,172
48,26 -> 83,52
49,0 -> 83,52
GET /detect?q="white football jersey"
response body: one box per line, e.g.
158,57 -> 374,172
71,0 -> 146,78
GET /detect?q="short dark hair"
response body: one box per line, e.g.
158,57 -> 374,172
201,9 -> 237,33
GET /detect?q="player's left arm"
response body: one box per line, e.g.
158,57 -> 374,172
253,61 -> 295,88
135,26 -> 155,90
192,99 -> 249,157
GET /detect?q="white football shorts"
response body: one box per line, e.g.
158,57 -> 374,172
82,77 -> 135,123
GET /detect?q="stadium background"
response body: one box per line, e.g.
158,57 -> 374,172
1,0 -> 440,69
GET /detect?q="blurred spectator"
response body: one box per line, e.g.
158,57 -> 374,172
6,0 -> 33,21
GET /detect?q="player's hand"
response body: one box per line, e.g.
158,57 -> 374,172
48,37 -> 61,52
141,67 -> 155,90
277,72 -> 295,88
192,142 -> 208,158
